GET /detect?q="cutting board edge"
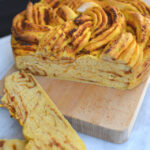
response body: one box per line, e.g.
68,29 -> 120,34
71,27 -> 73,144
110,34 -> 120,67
65,115 -> 129,144
127,76 -> 150,136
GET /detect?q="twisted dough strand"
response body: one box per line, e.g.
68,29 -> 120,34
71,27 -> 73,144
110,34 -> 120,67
12,0 -> 150,58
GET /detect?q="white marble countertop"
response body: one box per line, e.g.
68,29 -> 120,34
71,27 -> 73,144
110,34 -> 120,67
1,34 -> 150,150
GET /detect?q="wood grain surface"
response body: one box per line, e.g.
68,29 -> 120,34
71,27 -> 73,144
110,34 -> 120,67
0,65 -> 149,143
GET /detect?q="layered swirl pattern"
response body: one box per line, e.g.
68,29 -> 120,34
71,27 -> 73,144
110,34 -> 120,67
1,72 -> 86,150
34,3 -> 126,60
11,0 -> 150,89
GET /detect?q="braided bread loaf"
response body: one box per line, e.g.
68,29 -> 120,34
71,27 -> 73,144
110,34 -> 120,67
11,0 -> 150,89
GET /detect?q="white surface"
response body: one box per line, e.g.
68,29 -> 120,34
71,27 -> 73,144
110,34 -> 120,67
0,33 -> 150,150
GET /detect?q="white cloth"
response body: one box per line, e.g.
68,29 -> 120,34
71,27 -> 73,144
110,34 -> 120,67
0,34 -> 150,150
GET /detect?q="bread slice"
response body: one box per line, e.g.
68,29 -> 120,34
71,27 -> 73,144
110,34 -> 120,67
1,72 -> 86,150
0,140 -> 25,150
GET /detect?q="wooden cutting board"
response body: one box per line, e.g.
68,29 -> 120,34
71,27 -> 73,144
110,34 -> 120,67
0,65 -> 149,144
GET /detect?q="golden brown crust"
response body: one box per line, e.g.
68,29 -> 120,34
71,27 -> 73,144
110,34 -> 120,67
11,0 -> 150,89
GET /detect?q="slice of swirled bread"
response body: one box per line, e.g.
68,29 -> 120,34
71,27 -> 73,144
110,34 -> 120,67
1,72 -> 86,150
0,140 -> 25,150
